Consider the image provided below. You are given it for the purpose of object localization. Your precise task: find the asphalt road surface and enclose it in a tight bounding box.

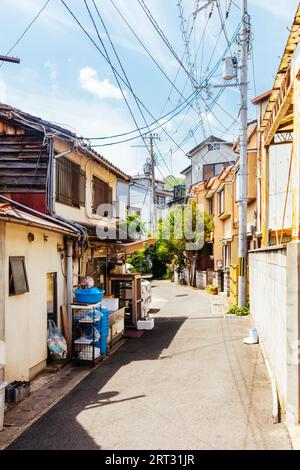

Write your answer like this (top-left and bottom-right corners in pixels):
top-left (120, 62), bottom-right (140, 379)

top-left (8, 281), bottom-right (291, 450)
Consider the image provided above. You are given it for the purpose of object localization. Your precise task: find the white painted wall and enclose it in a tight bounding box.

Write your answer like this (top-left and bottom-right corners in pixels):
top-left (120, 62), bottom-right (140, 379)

top-left (191, 143), bottom-right (236, 185)
top-left (249, 247), bottom-right (287, 407)
top-left (183, 170), bottom-right (192, 190)
top-left (3, 223), bottom-right (66, 383)
top-left (268, 143), bottom-right (292, 230)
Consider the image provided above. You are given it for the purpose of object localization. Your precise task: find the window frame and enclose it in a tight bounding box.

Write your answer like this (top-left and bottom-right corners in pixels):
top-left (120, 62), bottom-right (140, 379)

top-left (92, 176), bottom-right (113, 214)
top-left (56, 156), bottom-right (81, 208)
top-left (208, 196), bottom-right (214, 216)
top-left (218, 189), bottom-right (225, 215)
top-left (9, 256), bottom-right (29, 296)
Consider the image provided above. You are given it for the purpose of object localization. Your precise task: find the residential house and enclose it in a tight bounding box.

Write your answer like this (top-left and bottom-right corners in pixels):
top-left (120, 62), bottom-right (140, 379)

top-left (190, 121), bottom-right (258, 300)
top-left (129, 175), bottom-right (173, 233)
top-left (0, 103), bottom-right (152, 383)
top-left (0, 199), bottom-right (79, 383)
top-left (249, 5), bottom-right (300, 424)
top-left (183, 135), bottom-right (237, 193)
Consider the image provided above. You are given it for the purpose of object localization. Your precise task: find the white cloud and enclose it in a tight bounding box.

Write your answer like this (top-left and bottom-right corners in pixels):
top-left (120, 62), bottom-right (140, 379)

top-left (44, 61), bottom-right (57, 80)
top-left (79, 67), bottom-right (124, 100)
top-left (0, 79), bottom-right (7, 102)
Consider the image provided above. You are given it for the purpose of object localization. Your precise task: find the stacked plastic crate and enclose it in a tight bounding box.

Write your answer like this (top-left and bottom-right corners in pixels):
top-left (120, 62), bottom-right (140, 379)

top-left (100, 308), bottom-right (110, 355)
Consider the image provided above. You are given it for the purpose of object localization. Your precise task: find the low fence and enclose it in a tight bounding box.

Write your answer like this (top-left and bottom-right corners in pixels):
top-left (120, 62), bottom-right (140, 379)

top-left (249, 242), bottom-right (300, 423)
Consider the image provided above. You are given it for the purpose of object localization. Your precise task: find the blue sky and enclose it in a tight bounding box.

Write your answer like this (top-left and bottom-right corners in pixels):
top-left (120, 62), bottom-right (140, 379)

top-left (0, 0), bottom-right (299, 177)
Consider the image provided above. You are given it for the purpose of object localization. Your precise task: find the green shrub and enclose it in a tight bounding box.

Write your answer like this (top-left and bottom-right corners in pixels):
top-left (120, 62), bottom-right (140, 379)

top-left (205, 284), bottom-right (218, 293)
top-left (228, 302), bottom-right (250, 316)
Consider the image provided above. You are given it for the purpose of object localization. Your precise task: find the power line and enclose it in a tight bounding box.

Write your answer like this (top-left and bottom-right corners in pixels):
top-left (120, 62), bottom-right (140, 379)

top-left (137, 0), bottom-right (200, 89)
top-left (60, 0), bottom-right (203, 140)
top-left (0, 0), bottom-right (50, 69)
top-left (88, 1), bottom-right (177, 183)
top-left (110, 0), bottom-right (202, 124)
top-left (61, 0), bottom-right (242, 154)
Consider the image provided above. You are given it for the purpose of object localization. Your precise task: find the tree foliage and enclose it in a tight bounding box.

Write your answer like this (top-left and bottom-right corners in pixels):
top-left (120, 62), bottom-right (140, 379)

top-left (127, 203), bottom-right (214, 280)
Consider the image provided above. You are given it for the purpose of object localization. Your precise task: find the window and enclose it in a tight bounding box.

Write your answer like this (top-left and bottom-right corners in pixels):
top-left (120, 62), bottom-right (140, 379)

top-left (208, 143), bottom-right (221, 151)
top-left (203, 164), bottom-right (215, 181)
top-left (223, 243), bottom-right (231, 268)
top-left (208, 197), bottom-right (214, 216)
top-left (93, 176), bottom-right (113, 213)
top-left (218, 189), bottom-right (225, 215)
top-left (79, 170), bottom-right (86, 206)
top-left (203, 161), bottom-right (234, 181)
top-left (47, 273), bottom-right (57, 323)
top-left (9, 257), bottom-right (29, 296)
top-left (156, 195), bottom-right (165, 205)
top-left (56, 157), bottom-right (82, 207)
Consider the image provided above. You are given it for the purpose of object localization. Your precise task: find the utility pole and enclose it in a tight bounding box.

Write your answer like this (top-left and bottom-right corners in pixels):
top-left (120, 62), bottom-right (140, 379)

top-left (149, 133), bottom-right (157, 229)
top-left (238, 0), bottom-right (250, 307)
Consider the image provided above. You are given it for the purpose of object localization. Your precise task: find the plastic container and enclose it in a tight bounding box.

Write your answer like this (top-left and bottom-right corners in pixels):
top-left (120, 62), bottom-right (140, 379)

top-left (0, 381), bottom-right (7, 431)
top-left (137, 319), bottom-right (155, 330)
top-left (5, 381), bottom-right (30, 403)
top-left (101, 297), bottom-right (119, 312)
top-left (74, 288), bottom-right (105, 304)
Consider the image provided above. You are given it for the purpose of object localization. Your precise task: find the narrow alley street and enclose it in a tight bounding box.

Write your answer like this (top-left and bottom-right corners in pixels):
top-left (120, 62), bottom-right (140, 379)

top-left (8, 281), bottom-right (291, 451)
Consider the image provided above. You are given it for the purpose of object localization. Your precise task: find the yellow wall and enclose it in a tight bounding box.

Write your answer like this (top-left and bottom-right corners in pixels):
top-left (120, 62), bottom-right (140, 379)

top-left (54, 138), bottom-right (118, 225)
top-left (4, 223), bottom-right (66, 382)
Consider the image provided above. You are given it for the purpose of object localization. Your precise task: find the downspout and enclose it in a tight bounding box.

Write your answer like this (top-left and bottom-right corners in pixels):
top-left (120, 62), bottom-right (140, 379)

top-left (66, 238), bottom-right (74, 338)
top-left (46, 139), bottom-right (88, 239)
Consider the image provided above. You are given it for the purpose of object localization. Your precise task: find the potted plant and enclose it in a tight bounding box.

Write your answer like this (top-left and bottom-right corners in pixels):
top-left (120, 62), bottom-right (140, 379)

top-left (205, 284), bottom-right (218, 295)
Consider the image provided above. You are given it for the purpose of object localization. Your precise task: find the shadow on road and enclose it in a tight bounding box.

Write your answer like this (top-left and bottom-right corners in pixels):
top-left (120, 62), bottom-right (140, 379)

top-left (8, 316), bottom-right (187, 450)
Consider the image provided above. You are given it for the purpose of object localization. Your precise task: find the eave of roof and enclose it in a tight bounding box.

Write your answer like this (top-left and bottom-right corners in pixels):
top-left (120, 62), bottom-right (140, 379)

top-left (0, 203), bottom-right (78, 236)
top-left (251, 90), bottom-right (272, 104)
top-left (261, 5), bottom-right (300, 131)
top-left (180, 164), bottom-right (192, 175)
top-left (186, 135), bottom-right (232, 158)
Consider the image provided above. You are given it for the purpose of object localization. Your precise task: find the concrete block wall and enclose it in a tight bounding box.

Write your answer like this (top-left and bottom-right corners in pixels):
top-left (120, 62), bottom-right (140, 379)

top-left (196, 270), bottom-right (207, 289)
top-left (249, 243), bottom-right (300, 424)
top-left (223, 269), bottom-right (230, 297)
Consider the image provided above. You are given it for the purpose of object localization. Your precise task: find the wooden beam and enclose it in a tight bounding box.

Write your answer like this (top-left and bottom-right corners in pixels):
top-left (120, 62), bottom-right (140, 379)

top-left (265, 91), bottom-right (293, 146)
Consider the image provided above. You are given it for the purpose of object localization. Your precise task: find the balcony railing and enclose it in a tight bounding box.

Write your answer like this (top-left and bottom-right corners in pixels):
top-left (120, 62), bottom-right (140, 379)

top-left (264, 65), bottom-right (292, 145)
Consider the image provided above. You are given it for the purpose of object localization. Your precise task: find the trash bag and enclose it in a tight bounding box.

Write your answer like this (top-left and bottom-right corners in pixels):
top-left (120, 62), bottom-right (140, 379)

top-left (47, 320), bottom-right (67, 360)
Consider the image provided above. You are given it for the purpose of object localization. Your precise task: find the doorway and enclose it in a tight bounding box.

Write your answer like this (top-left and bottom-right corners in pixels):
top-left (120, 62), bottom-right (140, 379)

top-left (47, 272), bottom-right (57, 324)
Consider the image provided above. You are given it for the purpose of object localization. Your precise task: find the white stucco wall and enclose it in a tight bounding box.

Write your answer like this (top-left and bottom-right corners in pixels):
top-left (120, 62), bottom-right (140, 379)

top-left (249, 247), bottom-right (287, 407)
top-left (191, 143), bottom-right (236, 185)
top-left (129, 183), bottom-right (152, 233)
top-left (53, 139), bottom-right (118, 224)
top-left (4, 223), bottom-right (66, 382)
top-left (184, 170), bottom-right (192, 190)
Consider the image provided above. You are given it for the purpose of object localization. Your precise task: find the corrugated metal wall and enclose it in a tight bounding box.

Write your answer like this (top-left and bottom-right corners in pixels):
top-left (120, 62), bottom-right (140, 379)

top-left (268, 142), bottom-right (292, 230)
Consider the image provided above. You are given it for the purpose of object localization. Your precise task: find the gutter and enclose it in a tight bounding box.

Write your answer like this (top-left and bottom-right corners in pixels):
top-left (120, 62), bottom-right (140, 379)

top-left (259, 338), bottom-right (279, 424)
top-left (0, 214), bottom-right (77, 236)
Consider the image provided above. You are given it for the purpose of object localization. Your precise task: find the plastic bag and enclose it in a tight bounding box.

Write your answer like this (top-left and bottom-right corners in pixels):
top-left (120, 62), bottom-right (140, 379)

top-left (47, 320), bottom-right (67, 359)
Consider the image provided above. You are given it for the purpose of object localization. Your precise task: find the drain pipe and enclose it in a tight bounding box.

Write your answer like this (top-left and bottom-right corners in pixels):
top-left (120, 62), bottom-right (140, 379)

top-left (66, 238), bottom-right (74, 340)
top-left (259, 339), bottom-right (279, 423)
